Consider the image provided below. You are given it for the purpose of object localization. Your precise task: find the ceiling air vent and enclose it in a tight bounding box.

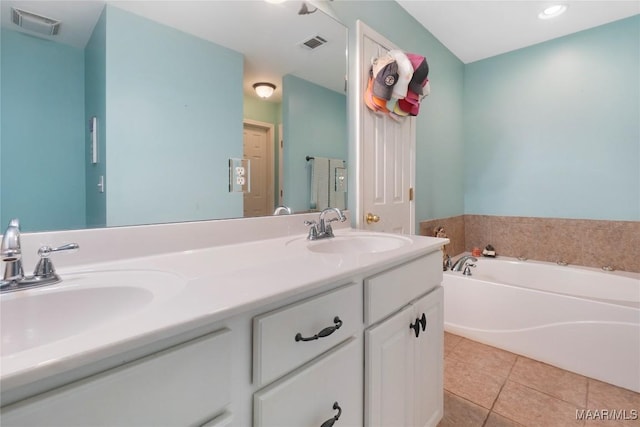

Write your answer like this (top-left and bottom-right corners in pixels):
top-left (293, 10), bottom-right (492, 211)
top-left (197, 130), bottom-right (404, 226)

top-left (301, 35), bottom-right (328, 50)
top-left (11, 7), bottom-right (61, 36)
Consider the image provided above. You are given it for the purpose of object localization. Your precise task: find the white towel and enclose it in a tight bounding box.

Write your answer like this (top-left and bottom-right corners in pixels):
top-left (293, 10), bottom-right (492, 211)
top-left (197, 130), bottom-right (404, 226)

top-left (310, 157), bottom-right (330, 210)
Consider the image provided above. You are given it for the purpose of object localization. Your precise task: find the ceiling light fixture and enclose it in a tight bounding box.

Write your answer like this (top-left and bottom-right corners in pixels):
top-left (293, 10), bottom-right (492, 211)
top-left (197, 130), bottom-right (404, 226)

top-left (264, 0), bottom-right (287, 4)
top-left (253, 82), bottom-right (276, 99)
top-left (538, 4), bottom-right (568, 19)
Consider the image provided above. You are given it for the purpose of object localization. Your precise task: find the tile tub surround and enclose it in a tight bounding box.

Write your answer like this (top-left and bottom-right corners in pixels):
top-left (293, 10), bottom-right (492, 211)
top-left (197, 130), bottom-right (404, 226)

top-left (440, 332), bottom-right (640, 427)
top-left (420, 215), bottom-right (640, 273)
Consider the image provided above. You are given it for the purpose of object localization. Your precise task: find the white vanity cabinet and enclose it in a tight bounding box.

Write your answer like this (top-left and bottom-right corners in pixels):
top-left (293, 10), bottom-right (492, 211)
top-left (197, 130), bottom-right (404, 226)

top-left (254, 338), bottom-right (363, 427)
top-left (1, 329), bottom-right (233, 427)
top-left (253, 282), bottom-right (362, 387)
top-left (252, 282), bottom-right (363, 427)
top-left (364, 253), bottom-right (444, 427)
top-left (0, 228), bottom-right (447, 427)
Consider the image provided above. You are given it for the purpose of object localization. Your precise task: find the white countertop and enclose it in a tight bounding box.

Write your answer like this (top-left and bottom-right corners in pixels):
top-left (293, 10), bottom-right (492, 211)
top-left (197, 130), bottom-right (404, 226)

top-left (1, 226), bottom-right (447, 404)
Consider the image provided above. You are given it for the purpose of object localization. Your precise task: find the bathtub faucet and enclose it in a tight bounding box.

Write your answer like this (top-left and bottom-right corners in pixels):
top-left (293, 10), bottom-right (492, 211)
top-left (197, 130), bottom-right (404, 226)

top-left (451, 255), bottom-right (478, 272)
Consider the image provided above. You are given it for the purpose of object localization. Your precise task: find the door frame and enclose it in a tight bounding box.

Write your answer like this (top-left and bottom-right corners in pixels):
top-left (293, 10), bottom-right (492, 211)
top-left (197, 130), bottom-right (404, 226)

top-left (354, 20), bottom-right (416, 233)
top-left (243, 119), bottom-right (276, 215)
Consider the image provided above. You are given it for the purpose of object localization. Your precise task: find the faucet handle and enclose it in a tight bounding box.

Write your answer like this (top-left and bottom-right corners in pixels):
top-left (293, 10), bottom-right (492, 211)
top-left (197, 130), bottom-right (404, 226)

top-left (33, 243), bottom-right (79, 279)
top-left (37, 243), bottom-right (79, 258)
top-left (304, 220), bottom-right (319, 240)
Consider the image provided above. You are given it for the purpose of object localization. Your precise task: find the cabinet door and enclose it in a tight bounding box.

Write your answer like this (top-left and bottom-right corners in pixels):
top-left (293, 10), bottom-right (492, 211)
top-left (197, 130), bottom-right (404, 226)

top-left (365, 304), bottom-right (414, 427)
top-left (412, 287), bottom-right (444, 427)
top-left (254, 337), bottom-right (362, 427)
top-left (2, 329), bottom-right (232, 427)
top-left (365, 287), bottom-right (444, 427)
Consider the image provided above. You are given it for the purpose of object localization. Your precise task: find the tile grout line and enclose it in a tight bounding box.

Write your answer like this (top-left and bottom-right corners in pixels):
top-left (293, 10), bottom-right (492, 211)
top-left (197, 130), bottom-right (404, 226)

top-left (480, 354), bottom-right (521, 426)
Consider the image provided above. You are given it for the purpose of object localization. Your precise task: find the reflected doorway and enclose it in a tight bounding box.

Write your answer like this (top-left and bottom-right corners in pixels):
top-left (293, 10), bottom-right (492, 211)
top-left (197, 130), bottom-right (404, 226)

top-left (243, 120), bottom-right (275, 217)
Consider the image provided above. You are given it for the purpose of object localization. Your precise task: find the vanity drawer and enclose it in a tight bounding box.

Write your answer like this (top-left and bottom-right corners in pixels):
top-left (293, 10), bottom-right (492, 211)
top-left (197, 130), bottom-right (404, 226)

top-left (365, 252), bottom-right (442, 325)
top-left (254, 337), bottom-right (362, 427)
top-left (253, 282), bottom-right (362, 386)
top-left (2, 329), bottom-right (232, 427)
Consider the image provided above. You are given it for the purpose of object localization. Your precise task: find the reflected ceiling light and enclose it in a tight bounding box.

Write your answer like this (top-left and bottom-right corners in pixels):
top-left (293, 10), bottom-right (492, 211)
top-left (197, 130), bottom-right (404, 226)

top-left (538, 4), bottom-right (568, 19)
top-left (253, 82), bottom-right (276, 99)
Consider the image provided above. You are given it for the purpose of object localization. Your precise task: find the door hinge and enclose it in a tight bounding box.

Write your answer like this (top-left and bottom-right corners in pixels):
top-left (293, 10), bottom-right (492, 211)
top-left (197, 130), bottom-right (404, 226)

top-left (409, 187), bottom-right (414, 201)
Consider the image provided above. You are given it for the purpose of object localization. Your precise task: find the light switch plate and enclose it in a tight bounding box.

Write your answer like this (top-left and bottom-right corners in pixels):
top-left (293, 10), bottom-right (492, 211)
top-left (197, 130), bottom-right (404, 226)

top-left (229, 158), bottom-right (250, 193)
top-left (335, 167), bottom-right (347, 193)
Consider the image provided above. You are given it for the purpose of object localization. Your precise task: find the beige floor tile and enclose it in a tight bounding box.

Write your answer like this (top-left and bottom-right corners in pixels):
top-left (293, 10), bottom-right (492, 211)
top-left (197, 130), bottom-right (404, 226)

top-left (485, 412), bottom-right (526, 427)
top-left (444, 332), bottom-right (463, 356)
top-left (444, 358), bottom-right (505, 409)
top-left (493, 381), bottom-right (584, 427)
top-left (585, 379), bottom-right (640, 426)
top-left (437, 391), bottom-right (489, 427)
top-left (448, 337), bottom-right (517, 378)
top-left (509, 356), bottom-right (588, 407)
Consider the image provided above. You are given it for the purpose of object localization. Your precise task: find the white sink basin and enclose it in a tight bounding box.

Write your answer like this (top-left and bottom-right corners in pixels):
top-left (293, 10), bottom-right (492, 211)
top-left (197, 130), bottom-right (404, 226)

top-left (306, 233), bottom-right (412, 254)
top-left (1, 270), bottom-right (185, 356)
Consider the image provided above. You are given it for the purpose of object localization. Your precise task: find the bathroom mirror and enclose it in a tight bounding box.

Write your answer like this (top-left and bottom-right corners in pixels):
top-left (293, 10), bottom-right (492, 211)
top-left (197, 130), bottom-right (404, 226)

top-left (0, 0), bottom-right (348, 232)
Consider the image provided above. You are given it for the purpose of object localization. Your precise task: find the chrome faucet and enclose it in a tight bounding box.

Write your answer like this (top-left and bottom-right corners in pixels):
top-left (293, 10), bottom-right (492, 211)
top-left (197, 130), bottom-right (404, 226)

top-left (451, 255), bottom-right (478, 272)
top-left (305, 207), bottom-right (347, 240)
top-left (1, 219), bottom-right (79, 293)
top-left (273, 206), bottom-right (292, 215)
top-left (1, 219), bottom-right (24, 283)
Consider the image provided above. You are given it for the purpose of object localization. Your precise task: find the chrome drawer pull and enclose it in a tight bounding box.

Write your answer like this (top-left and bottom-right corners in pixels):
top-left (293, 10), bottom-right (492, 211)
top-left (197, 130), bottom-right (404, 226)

top-left (320, 402), bottom-right (342, 427)
top-left (295, 317), bottom-right (343, 342)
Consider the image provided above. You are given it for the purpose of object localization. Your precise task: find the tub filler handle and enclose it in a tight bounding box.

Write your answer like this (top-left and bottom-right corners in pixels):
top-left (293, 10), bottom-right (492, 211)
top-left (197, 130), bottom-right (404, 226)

top-left (463, 262), bottom-right (476, 276)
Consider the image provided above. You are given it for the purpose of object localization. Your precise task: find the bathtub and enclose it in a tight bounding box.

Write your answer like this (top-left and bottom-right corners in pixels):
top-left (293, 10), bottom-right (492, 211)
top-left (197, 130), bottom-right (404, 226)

top-left (443, 255), bottom-right (640, 392)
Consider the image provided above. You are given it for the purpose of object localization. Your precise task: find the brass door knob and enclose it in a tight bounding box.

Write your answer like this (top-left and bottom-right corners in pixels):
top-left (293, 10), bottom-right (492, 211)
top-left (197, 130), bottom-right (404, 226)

top-left (366, 213), bottom-right (380, 224)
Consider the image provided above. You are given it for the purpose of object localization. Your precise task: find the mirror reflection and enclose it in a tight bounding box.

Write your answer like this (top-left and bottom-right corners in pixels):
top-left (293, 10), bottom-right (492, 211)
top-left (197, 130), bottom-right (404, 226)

top-left (0, 0), bottom-right (348, 232)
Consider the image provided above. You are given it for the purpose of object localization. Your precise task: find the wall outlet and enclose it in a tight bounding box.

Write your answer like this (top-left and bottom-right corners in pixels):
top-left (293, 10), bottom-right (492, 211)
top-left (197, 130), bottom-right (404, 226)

top-left (229, 158), bottom-right (250, 193)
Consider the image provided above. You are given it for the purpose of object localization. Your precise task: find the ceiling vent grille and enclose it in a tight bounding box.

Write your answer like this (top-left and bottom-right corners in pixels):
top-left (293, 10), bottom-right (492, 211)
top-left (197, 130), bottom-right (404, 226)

top-left (301, 35), bottom-right (328, 50)
top-left (11, 7), bottom-right (61, 36)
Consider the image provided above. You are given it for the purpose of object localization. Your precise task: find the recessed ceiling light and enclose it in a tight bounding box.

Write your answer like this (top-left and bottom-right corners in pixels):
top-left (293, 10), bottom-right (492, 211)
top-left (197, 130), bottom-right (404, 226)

top-left (538, 4), bottom-right (568, 19)
top-left (265, 0), bottom-right (287, 4)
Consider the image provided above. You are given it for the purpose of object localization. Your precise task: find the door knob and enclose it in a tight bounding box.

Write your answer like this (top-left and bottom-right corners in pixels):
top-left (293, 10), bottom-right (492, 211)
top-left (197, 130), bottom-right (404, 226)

top-left (366, 213), bottom-right (380, 224)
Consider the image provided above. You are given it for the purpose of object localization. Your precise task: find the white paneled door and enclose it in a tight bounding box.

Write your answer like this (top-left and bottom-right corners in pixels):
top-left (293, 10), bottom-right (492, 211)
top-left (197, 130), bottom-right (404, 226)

top-left (243, 120), bottom-right (274, 217)
top-left (358, 21), bottom-right (415, 234)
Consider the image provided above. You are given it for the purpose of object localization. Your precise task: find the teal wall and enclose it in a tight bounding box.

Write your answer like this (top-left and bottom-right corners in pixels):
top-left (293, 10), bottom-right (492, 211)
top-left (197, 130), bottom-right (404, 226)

top-left (84, 9), bottom-right (107, 228)
top-left (1, 29), bottom-right (87, 232)
top-left (333, 1), bottom-right (466, 228)
top-left (464, 16), bottom-right (640, 221)
top-left (282, 74), bottom-right (347, 212)
top-left (104, 6), bottom-right (244, 226)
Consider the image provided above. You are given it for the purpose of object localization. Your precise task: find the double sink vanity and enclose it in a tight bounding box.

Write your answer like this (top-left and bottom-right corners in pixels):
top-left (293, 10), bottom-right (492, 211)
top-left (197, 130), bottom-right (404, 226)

top-left (0, 212), bottom-right (448, 426)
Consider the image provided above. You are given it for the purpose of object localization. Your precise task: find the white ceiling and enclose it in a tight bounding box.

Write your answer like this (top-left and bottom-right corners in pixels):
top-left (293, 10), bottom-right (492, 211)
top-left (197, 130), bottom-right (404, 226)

top-left (3, 1), bottom-right (637, 95)
top-left (396, 0), bottom-right (640, 64)
top-left (1, 1), bottom-right (347, 101)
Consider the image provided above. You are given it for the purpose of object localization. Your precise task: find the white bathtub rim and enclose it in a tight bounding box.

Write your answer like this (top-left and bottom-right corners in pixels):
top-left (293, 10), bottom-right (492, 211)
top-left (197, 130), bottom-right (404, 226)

top-left (448, 253), bottom-right (640, 307)
top-left (451, 252), bottom-right (640, 280)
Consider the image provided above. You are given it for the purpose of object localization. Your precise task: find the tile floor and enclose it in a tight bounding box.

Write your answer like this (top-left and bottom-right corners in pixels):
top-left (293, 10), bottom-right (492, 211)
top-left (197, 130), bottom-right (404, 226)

top-left (439, 332), bottom-right (640, 427)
